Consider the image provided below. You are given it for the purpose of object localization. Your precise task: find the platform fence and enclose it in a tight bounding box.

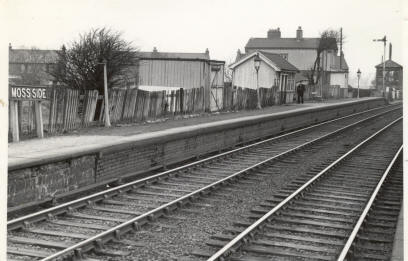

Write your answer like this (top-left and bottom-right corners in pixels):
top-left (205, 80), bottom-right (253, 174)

top-left (8, 85), bottom-right (208, 141)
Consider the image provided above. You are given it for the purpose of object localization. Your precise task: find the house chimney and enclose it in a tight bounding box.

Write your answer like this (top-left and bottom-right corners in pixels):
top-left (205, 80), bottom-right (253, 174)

top-left (267, 28), bottom-right (281, 38)
top-left (389, 43), bottom-right (392, 60)
top-left (235, 49), bottom-right (242, 62)
top-left (153, 47), bottom-right (158, 52)
top-left (296, 26), bottom-right (303, 40)
top-left (9, 43), bottom-right (12, 50)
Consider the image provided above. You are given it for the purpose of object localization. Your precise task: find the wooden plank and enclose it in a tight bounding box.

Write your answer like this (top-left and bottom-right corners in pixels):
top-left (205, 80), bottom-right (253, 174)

top-left (27, 228), bottom-right (90, 240)
top-left (241, 245), bottom-right (333, 261)
top-left (68, 212), bottom-right (128, 223)
top-left (7, 246), bottom-right (51, 258)
top-left (50, 219), bottom-right (110, 230)
top-left (34, 101), bottom-right (44, 138)
top-left (62, 88), bottom-right (68, 130)
top-left (81, 90), bottom-right (89, 126)
top-left (143, 91), bottom-right (150, 120)
top-left (90, 205), bottom-right (143, 215)
top-left (8, 235), bottom-right (71, 249)
top-left (48, 88), bottom-right (56, 133)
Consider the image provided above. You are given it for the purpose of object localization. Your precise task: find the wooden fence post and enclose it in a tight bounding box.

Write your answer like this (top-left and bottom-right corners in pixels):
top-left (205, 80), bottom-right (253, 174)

top-left (10, 100), bottom-right (19, 142)
top-left (180, 88), bottom-right (184, 114)
top-left (34, 101), bottom-right (44, 138)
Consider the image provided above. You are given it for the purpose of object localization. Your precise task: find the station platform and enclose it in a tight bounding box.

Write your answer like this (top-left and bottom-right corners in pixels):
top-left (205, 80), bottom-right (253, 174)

top-left (8, 98), bottom-right (374, 168)
top-left (8, 97), bottom-right (389, 208)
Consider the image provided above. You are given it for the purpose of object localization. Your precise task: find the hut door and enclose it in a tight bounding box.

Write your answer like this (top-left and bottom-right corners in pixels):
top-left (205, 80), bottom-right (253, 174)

top-left (210, 66), bottom-right (221, 111)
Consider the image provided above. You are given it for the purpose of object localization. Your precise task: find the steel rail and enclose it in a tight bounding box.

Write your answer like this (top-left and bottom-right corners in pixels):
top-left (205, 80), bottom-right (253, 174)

top-left (337, 145), bottom-right (403, 261)
top-left (207, 117), bottom-right (402, 261)
top-left (38, 113), bottom-right (402, 260)
top-left (8, 105), bottom-right (400, 230)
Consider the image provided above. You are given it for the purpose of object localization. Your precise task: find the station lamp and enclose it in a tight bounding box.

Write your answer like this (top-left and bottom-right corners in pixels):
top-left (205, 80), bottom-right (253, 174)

top-left (357, 68), bottom-right (361, 99)
top-left (254, 54), bottom-right (262, 109)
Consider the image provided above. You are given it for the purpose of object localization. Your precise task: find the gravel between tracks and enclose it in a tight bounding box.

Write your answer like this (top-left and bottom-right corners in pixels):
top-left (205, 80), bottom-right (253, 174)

top-left (80, 111), bottom-right (402, 261)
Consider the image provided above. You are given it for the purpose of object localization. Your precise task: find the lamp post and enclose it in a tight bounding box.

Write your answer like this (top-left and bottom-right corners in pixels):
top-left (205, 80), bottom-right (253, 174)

top-left (373, 36), bottom-right (386, 96)
top-left (357, 68), bottom-right (361, 98)
top-left (254, 54), bottom-right (261, 109)
top-left (97, 59), bottom-right (111, 127)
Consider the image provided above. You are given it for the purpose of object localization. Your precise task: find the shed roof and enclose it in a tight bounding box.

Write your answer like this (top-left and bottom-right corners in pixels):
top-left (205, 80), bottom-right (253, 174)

top-left (375, 59), bottom-right (402, 69)
top-left (259, 51), bottom-right (298, 71)
top-left (9, 49), bottom-right (58, 63)
top-left (137, 51), bottom-right (210, 60)
top-left (230, 51), bottom-right (298, 72)
top-left (9, 48), bottom-right (219, 64)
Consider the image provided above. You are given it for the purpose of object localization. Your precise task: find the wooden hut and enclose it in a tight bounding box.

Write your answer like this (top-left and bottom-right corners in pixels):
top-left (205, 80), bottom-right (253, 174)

top-left (131, 48), bottom-right (225, 111)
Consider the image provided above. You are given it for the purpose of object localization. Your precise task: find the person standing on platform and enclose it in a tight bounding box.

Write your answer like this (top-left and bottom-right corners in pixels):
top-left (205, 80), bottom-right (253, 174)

top-left (296, 83), bottom-right (305, 104)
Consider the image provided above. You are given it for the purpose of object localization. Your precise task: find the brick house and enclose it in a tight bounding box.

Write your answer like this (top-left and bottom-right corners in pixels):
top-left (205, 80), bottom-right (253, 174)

top-left (9, 45), bottom-right (57, 85)
top-left (241, 27), bottom-right (349, 97)
top-left (375, 45), bottom-right (403, 99)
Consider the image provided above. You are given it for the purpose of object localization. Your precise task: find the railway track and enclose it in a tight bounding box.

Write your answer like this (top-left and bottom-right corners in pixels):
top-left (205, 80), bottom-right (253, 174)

top-left (7, 105), bottom-right (402, 261)
top-left (205, 118), bottom-right (402, 261)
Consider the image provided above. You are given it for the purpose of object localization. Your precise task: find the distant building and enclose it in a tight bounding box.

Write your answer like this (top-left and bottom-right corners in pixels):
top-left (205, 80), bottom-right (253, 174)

top-left (375, 44), bottom-right (403, 97)
top-left (9, 45), bottom-right (57, 85)
top-left (230, 50), bottom-right (299, 104)
top-left (8, 45), bottom-right (224, 111)
top-left (242, 26), bottom-right (349, 96)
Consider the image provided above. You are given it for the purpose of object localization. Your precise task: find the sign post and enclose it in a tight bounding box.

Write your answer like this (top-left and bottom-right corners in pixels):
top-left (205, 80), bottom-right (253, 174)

top-left (9, 85), bottom-right (50, 141)
top-left (10, 100), bottom-right (19, 142)
top-left (34, 101), bottom-right (44, 138)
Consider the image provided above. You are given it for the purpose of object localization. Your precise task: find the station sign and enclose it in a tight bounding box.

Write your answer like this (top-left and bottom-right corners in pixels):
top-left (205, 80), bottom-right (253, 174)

top-left (9, 85), bottom-right (50, 100)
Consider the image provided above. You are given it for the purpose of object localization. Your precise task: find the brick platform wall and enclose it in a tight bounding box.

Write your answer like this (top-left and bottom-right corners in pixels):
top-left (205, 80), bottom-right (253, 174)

top-left (8, 155), bottom-right (96, 207)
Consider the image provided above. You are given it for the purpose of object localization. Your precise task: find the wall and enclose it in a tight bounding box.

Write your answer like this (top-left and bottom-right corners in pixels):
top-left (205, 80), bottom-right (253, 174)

top-left (138, 59), bottom-right (207, 89)
top-left (232, 58), bottom-right (276, 90)
top-left (8, 98), bottom-right (386, 208)
top-left (137, 59), bottom-right (213, 111)
top-left (330, 72), bottom-right (348, 89)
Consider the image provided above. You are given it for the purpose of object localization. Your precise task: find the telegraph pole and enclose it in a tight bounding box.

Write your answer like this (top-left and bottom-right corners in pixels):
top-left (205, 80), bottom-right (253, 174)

top-left (339, 28), bottom-right (342, 70)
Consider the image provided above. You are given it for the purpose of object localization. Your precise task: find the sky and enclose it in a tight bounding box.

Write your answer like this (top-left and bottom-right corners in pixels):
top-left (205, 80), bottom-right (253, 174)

top-left (4, 0), bottom-right (405, 88)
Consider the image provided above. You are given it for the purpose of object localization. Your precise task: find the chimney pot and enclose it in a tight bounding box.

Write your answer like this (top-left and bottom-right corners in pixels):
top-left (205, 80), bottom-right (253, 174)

top-left (389, 43), bottom-right (392, 60)
top-left (296, 26), bottom-right (303, 40)
top-left (153, 47), bottom-right (158, 52)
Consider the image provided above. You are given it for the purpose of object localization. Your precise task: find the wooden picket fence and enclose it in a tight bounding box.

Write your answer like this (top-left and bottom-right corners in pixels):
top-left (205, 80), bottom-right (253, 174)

top-left (9, 85), bottom-right (208, 141)
top-left (223, 86), bottom-right (278, 111)
top-left (100, 87), bottom-right (206, 124)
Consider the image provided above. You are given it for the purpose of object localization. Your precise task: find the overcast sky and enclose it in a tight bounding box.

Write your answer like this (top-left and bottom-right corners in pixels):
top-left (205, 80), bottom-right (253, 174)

top-left (5, 0), bottom-right (404, 88)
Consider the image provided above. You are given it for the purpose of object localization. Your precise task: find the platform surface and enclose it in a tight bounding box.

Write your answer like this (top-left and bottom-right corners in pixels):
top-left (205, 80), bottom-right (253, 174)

top-left (8, 98), bottom-right (381, 168)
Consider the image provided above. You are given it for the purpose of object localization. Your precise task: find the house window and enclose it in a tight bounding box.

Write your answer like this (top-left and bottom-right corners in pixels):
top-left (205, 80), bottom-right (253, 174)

top-left (388, 71), bottom-right (394, 82)
top-left (21, 64), bottom-right (26, 73)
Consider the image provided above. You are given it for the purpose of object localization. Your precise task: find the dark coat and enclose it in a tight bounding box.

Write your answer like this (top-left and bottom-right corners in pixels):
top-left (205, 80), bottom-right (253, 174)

top-left (296, 84), bottom-right (305, 94)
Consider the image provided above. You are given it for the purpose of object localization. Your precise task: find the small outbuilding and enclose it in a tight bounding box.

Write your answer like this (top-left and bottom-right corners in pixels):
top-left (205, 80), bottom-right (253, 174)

top-left (229, 50), bottom-right (299, 104)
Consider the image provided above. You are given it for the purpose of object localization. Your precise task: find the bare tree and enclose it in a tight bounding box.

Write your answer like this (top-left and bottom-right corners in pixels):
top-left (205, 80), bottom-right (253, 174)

top-left (50, 28), bottom-right (138, 93)
top-left (304, 29), bottom-right (340, 85)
